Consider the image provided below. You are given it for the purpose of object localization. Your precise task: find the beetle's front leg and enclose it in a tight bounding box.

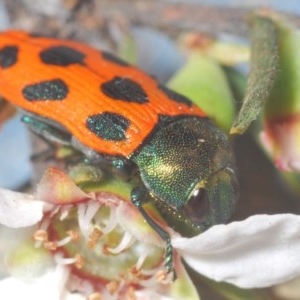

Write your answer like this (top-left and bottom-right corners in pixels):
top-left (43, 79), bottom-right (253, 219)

top-left (131, 186), bottom-right (176, 280)
top-left (22, 115), bottom-right (72, 146)
top-left (21, 114), bottom-right (75, 162)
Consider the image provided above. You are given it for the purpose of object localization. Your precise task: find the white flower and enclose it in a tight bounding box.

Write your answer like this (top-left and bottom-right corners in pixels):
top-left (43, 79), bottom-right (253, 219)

top-left (0, 168), bottom-right (300, 299)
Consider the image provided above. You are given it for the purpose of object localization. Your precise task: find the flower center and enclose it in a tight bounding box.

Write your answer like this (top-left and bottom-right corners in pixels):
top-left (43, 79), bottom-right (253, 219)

top-left (34, 195), bottom-right (166, 295)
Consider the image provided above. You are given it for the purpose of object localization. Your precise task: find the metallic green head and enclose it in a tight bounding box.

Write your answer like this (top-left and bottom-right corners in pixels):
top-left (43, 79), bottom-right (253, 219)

top-left (132, 115), bottom-right (238, 237)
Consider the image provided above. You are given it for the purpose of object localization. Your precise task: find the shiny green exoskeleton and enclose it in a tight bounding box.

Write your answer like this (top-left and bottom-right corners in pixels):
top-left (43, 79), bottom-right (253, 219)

top-left (131, 115), bottom-right (237, 238)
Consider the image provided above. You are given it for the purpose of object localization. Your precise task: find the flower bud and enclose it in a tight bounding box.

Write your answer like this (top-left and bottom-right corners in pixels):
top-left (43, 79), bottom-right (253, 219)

top-left (261, 14), bottom-right (300, 172)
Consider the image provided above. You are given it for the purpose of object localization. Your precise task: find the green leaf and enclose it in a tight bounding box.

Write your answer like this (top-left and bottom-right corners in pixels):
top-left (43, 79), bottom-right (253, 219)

top-left (167, 53), bottom-right (235, 132)
top-left (223, 66), bottom-right (247, 108)
top-left (264, 15), bottom-right (300, 119)
top-left (171, 262), bottom-right (200, 300)
top-left (117, 33), bottom-right (138, 65)
top-left (204, 40), bottom-right (250, 66)
top-left (231, 13), bottom-right (279, 134)
top-left (214, 282), bottom-right (269, 300)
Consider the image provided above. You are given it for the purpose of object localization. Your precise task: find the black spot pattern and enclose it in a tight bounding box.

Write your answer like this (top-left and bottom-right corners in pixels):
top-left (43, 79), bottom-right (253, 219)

top-left (101, 76), bottom-right (148, 104)
top-left (0, 46), bottom-right (18, 68)
top-left (40, 46), bottom-right (86, 66)
top-left (86, 112), bottom-right (130, 141)
top-left (22, 79), bottom-right (69, 101)
top-left (102, 51), bottom-right (129, 66)
top-left (158, 84), bottom-right (192, 107)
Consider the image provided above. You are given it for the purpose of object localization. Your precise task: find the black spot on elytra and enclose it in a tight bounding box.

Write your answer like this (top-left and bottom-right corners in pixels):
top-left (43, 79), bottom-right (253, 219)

top-left (40, 46), bottom-right (85, 66)
top-left (101, 76), bottom-right (148, 104)
top-left (101, 51), bottom-right (129, 66)
top-left (86, 112), bottom-right (130, 141)
top-left (158, 84), bottom-right (192, 107)
top-left (0, 46), bottom-right (18, 68)
top-left (22, 79), bottom-right (69, 101)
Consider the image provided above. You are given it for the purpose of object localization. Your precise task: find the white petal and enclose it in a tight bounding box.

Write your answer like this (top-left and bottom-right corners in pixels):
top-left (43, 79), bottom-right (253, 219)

top-left (5, 241), bottom-right (54, 281)
top-left (172, 214), bottom-right (300, 288)
top-left (0, 226), bottom-right (34, 278)
top-left (64, 292), bottom-right (85, 300)
top-left (0, 265), bottom-right (70, 300)
top-left (134, 290), bottom-right (174, 300)
top-left (0, 188), bottom-right (45, 227)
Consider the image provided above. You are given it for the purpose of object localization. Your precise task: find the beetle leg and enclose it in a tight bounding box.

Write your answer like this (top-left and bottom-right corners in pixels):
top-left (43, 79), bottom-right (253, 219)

top-left (111, 157), bottom-right (137, 181)
top-left (21, 115), bottom-right (72, 145)
top-left (131, 186), bottom-right (176, 280)
top-left (21, 114), bottom-right (73, 161)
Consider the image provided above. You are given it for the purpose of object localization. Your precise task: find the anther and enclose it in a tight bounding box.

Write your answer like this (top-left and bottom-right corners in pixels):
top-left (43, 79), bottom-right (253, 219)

top-left (43, 241), bottom-right (58, 250)
top-left (126, 286), bottom-right (136, 300)
top-left (33, 229), bottom-right (48, 242)
top-left (67, 230), bottom-right (79, 241)
top-left (87, 227), bottom-right (103, 249)
top-left (54, 253), bottom-right (85, 269)
top-left (88, 292), bottom-right (102, 300)
top-left (156, 269), bottom-right (172, 284)
top-left (34, 217), bottom-right (51, 247)
top-left (102, 244), bottom-right (110, 255)
top-left (129, 266), bottom-right (141, 277)
top-left (106, 281), bottom-right (120, 295)
top-left (75, 253), bottom-right (85, 269)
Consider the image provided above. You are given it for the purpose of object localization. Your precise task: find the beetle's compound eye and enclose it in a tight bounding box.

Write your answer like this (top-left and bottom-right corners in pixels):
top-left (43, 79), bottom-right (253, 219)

top-left (184, 188), bottom-right (210, 224)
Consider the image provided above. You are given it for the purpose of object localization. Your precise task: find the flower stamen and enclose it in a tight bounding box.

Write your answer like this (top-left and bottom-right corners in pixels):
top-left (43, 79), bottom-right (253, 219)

top-left (55, 255), bottom-right (77, 265)
top-left (59, 205), bottom-right (72, 220)
top-left (129, 266), bottom-right (142, 279)
top-left (74, 253), bottom-right (85, 269)
top-left (43, 230), bottom-right (79, 251)
top-left (101, 208), bottom-right (118, 235)
top-left (107, 231), bottom-right (134, 254)
top-left (78, 201), bottom-right (101, 238)
top-left (66, 230), bottom-right (80, 241)
top-left (135, 248), bottom-right (150, 270)
top-left (34, 217), bottom-right (51, 247)
top-left (55, 253), bottom-right (85, 269)
top-left (57, 235), bottom-right (72, 247)
top-left (138, 275), bottom-right (159, 288)
top-left (33, 229), bottom-right (48, 242)
top-left (106, 280), bottom-right (120, 295)
top-left (87, 227), bottom-right (103, 249)
top-left (88, 292), bottom-right (102, 300)
top-left (137, 264), bottom-right (169, 287)
top-left (126, 286), bottom-right (136, 300)
top-left (156, 269), bottom-right (172, 284)
top-left (44, 240), bottom-right (58, 250)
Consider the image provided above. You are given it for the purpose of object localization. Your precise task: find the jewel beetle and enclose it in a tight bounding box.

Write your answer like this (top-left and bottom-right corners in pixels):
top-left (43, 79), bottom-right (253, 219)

top-left (0, 30), bottom-right (237, 277)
